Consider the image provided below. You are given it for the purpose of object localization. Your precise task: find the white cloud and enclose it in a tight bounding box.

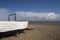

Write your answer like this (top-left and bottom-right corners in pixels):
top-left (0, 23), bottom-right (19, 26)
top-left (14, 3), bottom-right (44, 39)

top-left (16, 12), bottom-right (60, 21)
top-left (0, 9), bottom-right (60, 21)
top-left (0, 9), bottom-right (9, 21)
top-left (0, 9), bottom-right (9, 14)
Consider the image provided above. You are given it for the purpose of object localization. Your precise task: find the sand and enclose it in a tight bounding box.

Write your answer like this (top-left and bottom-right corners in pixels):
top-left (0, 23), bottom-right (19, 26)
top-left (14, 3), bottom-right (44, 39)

top-left (0, 21), bottom-right (60, 40)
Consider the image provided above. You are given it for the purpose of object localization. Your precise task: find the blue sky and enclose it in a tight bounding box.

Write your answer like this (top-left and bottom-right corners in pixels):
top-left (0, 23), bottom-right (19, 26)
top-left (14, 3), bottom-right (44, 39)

top-left (0, 0), bottom-right (60, 21)
top-left (0, 0), bottom-right (60, 13)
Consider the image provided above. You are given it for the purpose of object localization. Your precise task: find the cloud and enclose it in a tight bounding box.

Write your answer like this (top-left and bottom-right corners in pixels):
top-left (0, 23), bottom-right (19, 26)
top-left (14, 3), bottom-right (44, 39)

top-left (16, 12), bottom-right (60, 21)
top-left (0, 9), bottom-right (9, 14)
top-left (0, 9), bottom-right (9, 21)
top-left (0, 9), bottom-right (60, 21)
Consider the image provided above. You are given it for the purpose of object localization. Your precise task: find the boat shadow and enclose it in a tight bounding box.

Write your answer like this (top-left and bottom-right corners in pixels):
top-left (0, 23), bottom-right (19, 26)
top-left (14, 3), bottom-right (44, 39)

top-left (0, 28), bottom-right (34, 39)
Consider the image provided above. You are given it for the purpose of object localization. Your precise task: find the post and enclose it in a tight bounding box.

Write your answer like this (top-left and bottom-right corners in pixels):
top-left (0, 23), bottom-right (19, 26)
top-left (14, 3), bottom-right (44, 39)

top-left (15, 13), bottom-right (16, 21)
top-left (8, 12), bottom-right (16, 21)
top-left (8, 15), bottom-right (10, 21)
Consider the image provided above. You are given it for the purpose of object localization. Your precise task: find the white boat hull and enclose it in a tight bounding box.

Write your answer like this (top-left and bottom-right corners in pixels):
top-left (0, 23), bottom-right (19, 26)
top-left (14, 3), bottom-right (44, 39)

top-left (0, 21), bottom-right (28, 32)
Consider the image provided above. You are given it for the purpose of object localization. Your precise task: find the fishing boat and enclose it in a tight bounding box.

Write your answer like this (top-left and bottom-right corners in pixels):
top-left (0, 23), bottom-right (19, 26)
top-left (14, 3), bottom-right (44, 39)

top-left (0, 13), bottom-right (28, 36)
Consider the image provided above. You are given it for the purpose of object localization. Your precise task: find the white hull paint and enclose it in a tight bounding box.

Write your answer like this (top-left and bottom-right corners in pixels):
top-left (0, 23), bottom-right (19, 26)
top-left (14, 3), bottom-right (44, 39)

top-left (0, 21), bottom-right (28, 32)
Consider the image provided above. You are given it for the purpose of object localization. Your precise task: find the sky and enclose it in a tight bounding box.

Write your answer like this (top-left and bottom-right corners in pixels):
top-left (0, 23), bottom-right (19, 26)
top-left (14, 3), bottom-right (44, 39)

top-left (0, 0), bottom-right (60, 21)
